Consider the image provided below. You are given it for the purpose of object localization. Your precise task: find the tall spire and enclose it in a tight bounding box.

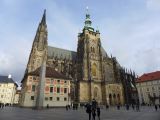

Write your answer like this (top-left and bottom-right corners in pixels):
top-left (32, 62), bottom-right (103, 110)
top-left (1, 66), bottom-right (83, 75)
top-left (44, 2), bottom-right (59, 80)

top-left (41, 9), bottom-right (46, 24)
top-left (84, 7), bottom-right (94, 31)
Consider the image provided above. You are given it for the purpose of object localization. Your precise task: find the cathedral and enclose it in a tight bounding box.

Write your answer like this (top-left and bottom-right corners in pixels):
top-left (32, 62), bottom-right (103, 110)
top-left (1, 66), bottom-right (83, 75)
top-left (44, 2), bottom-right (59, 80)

top-left (20, 9), bottom-right (138, 107)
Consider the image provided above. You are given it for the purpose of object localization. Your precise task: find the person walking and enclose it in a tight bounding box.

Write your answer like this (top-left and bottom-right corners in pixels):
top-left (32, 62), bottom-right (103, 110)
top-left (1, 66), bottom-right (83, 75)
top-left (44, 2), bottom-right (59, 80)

top-left (97, 106), bottom-right (101, 120)
top-left (106, 104), bottom-right (109, 110)
top-left (126, 104), bottom-right (129, 110)
top-left (136, 104), bottom-right (140, 112)
top-left (132, 104), bottom-right (135, 110)
top-left (66, 105), bottom-right (68, 111)
top-left (155, 105), bottom-right (158, 111)
top-left (117, 103), bottom-right (120, 110)
top-left (86, 104), bottom-right (92, 120)
top-left (92, 108), bottom-right (96, 120)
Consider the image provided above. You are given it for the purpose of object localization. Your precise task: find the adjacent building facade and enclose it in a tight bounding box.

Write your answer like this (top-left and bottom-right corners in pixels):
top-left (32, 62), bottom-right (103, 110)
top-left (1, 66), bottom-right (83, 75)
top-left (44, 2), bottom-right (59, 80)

top-left (0, 75), bottom-right (18, 105)
top-left (136, 71), bottom-right (160, 105)
top-left (20, 66), bottom-right (71, 107)
top-left (20, 10), bottom-right (138, 107)
top-left (13, 90), bottom-right (21, 105)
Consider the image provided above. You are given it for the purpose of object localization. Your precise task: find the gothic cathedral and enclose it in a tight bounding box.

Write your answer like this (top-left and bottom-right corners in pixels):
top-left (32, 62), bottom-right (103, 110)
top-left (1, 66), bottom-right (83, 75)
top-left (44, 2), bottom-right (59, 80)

top-left (21, 10), bottom-right (138, 107)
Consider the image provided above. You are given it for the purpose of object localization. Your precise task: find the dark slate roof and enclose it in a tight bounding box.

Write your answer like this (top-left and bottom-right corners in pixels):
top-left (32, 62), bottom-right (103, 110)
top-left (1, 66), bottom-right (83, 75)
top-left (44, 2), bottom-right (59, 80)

top-left (28, 67), bottom-right (71, 80)
top-left (48, 46), bottom-right (77, 60)
top-left (48, 45), bottom-right (108, 60)
top-left (0, 76), bottom-right (18, 86)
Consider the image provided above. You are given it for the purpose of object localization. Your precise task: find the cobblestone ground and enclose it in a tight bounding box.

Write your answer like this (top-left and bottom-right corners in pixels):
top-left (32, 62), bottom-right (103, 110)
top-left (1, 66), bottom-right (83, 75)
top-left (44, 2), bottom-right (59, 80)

top-left (0, 106), bottom-right (159, 120)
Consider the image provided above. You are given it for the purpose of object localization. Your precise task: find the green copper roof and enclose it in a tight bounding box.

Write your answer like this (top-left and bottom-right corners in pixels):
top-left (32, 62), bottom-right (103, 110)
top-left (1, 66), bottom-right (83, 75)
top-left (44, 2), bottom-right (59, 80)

top-left (84, 7), bottom-right (94, 31)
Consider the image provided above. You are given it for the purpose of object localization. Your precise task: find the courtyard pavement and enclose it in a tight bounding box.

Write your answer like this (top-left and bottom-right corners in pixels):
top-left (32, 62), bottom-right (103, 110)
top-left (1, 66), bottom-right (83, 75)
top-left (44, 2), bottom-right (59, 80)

top-left (0, 106), bottom-right (159, 120)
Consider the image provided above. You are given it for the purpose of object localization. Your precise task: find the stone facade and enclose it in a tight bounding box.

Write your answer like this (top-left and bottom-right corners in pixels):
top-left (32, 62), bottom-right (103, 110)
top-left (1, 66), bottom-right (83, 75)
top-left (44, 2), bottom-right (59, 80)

top-left (20, 67), bottom-right (71, 107)
top-left (21, 10), bottom-right (138, 106)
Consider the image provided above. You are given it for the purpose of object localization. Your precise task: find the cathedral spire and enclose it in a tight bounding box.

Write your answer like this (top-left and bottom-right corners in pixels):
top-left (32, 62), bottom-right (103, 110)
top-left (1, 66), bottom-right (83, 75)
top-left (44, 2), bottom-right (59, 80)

top-left (41, 9), bottom-right (46, 24)
top-left (84, 7), bottom-right (94, 31)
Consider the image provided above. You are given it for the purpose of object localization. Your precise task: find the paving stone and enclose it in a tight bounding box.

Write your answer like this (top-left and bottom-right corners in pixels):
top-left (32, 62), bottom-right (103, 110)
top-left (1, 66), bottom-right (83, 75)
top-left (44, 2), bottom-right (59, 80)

top-left (0, 106), bottom-right (159, 120)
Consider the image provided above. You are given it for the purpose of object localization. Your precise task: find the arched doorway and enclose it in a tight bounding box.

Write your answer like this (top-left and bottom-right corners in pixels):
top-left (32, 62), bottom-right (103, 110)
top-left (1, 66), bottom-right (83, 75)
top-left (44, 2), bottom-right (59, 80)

top-left (109, 94), bottom-right (112, 105)
top-left (113, 94), bottom-right (116, 105)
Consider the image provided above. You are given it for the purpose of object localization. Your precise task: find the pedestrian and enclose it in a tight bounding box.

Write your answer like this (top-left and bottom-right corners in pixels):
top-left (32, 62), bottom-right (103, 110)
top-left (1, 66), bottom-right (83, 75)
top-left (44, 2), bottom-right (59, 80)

top-left (92, 108), bottom-right (96, 120)
top-left (47, 104), bottom-right (49, 109)
top-left (136, 104), bottom-right (140, 112)
top-left (126, 104), bottom-right (129, 110)
top-left (97, 106), bottom-right (101, 120)
top-left (158, 104), bottom-right (160, 109)
top-left (106, 104), bottom-right (109, 110)
top-left (117, 103), bottom-right (120, 110)
top-left (132, 104), bottom-right (135, 110)
top-left (155, 105), bottom-right (158, 111)
top-left (86, 104), bottom-right (92, 120)
top-left (66, 105), bottom-right (68, 111)
top-left (2, 103), bottom-right (4, 109)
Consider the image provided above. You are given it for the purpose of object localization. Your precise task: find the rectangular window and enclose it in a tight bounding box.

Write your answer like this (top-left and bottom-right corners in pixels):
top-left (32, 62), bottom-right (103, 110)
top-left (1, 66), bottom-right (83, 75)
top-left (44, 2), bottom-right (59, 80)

top-left (50, 97), bottom-right (53, 101)
top-left (32, 85), bottom-right (36, 92)
top-left (57, 80), bottom-right (60, 84)
top-left (64, 97), bottom-right (67, 101)
top-left (50, 87), bottom-right (53, 93)
top-left (31, 96), bottom-right (34, 100)
top-left (64, 88), bottom-right (67, 94)
top-left (64, 81), bottom-right (67, 84)
top-left (45, 97), bottom-right (48, 101)
top-left (57, 87), bottom-right (60, 93)
top-left (57, 97), bottom-right (60, 101)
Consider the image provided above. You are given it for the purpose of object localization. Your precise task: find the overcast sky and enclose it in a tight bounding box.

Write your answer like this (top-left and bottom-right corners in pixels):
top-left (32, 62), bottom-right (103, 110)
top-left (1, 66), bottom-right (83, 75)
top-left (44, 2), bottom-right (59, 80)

top-left (0, 0), bottom-right (160, 85)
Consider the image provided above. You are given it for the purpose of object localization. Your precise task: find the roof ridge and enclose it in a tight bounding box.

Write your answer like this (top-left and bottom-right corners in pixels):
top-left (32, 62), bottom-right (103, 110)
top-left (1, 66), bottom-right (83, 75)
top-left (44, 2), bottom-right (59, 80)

top-left (48, 45), bottom-right (76, 53)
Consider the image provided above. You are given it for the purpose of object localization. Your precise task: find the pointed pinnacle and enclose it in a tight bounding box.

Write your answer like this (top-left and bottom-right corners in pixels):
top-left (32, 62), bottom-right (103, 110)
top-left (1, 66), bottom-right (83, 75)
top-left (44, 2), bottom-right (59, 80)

top-left (41, 9), bottom-right (46, 24)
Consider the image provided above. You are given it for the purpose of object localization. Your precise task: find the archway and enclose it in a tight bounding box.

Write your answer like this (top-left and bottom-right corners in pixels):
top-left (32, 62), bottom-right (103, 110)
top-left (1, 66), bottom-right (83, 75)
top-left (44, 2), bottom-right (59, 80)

top-left (109, 94), bottom-right (112, 105)
top-left (113, 94), bottom-right (116, 105)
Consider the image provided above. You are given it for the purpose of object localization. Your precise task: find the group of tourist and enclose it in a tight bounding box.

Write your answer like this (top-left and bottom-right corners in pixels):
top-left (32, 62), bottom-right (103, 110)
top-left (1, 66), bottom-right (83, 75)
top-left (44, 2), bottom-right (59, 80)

top-left (65, 103), bottom-right (79, 110)
top-left (86, 104), bottom-right (101, 120)
top-left (0, 103), bottom-right (5, 109)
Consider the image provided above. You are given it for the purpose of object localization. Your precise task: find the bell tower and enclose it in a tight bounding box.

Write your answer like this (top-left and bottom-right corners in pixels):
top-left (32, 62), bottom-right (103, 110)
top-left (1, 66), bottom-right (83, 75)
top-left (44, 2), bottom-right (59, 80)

top-left (77, 8), bottom-right (103, 103)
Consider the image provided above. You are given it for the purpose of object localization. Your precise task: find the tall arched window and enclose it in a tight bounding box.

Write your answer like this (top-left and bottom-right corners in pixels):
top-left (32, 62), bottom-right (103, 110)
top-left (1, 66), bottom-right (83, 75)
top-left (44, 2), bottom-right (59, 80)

top-left (92, 63), bottom-right (97, 76)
